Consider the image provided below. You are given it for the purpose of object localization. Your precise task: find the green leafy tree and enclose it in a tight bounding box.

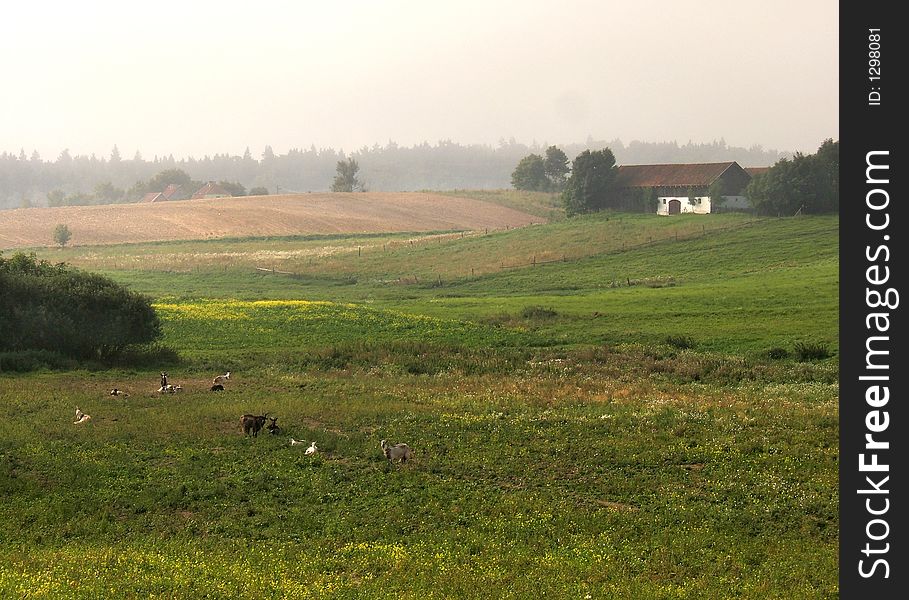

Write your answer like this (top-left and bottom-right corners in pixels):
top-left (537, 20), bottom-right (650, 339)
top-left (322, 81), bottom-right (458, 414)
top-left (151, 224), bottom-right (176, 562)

top-left (562, 148), bottom-right (618, 216)
top-left (218, 181), bottom-right (246, 197)
top-left (746, 139), bottom-right (838, 215)
top-left (543, 146), bottom-right (570, 190)
top-left (812, 138), bottom-right (838, 212)
top-left (248, 186), bottom-right (269, 196)
top-left (640, 187), bottom-right (659, 213)
top-left (94, 181), bottom-right (125, 204)
top-left (331, 158), bottom-right (363, 192)
top-left (707, 179), bottom-right (726, 208)
top-left (511, 154), bottom-right (548, 191)
top-left (53, 224), bottom-right (72, 247)
top-left (47, 190), bottom-right (66, 207)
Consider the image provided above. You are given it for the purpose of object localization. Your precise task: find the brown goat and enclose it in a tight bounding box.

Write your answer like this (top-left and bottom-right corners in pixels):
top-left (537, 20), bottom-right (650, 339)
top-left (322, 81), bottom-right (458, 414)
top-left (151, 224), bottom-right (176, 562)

top-left (240, 413), bottom-right (268, 437)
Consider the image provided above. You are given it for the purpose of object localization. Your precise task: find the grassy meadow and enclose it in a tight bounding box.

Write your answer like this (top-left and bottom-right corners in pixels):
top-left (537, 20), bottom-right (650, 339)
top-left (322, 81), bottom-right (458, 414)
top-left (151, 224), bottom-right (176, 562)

top-left (0, 206), bottom-right (838, 598)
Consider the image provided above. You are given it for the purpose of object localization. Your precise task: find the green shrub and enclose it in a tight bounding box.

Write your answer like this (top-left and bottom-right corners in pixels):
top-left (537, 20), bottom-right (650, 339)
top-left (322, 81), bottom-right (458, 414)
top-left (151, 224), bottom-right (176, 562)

top-left (0, 252), bottom-right (161, 361)
top-left (521, 306), bottom-right (558, 319)
top-left (0, 350), bottom-right (76, 372)
top-left (665, 334), bottom-right (695, 350)
top-left (794, 341), bottom-right (831, 361)
top-left (764, 347), bottom-right (790, 360)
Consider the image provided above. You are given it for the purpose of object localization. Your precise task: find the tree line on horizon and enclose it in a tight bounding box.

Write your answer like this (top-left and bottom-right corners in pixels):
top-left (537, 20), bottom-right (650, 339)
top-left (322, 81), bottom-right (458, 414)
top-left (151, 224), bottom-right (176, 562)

top-left (0, 138), bottom-right (789, 210)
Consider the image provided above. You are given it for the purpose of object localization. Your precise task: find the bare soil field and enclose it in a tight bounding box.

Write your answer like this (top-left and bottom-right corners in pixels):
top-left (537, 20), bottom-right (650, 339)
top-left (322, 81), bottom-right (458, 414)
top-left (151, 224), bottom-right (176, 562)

top-left (0, 192), bottom-right (541, 249)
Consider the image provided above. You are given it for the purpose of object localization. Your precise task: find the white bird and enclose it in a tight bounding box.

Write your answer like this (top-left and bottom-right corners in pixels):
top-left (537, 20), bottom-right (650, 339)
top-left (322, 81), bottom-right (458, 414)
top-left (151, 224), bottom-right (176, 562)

top-left (75, 407), bottom-right (85, 420)
top-left (74, 413), bottom-right (92, 424)
top-left (289, 438), bottom-right (306, 446)
top-left (305, 441), bottom-right (318, 455)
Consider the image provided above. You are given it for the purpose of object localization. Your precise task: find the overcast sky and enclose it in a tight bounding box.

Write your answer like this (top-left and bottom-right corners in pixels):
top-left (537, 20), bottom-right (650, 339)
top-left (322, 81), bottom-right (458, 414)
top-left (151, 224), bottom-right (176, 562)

top-left (1, 0), bottom-right (838, 160)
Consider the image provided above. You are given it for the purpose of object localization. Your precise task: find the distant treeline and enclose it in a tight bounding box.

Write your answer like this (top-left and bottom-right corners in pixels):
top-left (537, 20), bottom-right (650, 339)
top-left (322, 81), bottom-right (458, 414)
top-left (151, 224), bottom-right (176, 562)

top-left (0, 138), bottom-right (788, 209)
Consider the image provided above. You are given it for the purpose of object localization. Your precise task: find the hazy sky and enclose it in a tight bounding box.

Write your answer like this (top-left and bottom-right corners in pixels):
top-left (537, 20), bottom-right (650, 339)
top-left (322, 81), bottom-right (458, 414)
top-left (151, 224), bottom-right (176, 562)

top-left (1, 0), bottom-right (838, 160)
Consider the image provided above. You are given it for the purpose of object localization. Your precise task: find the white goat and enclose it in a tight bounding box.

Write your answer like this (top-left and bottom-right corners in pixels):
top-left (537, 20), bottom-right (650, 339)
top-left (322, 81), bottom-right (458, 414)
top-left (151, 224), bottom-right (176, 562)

top-left (109, 388), bottom-right (129, 397)
top-left (289, 438), bottom-right (306, 446)
top-left (380, 439), bottom-right (413, 463)
top-left (74, 413), bottom-right (92, 424)
top-left (213, 372), bottom-right (231, 384)
top-left (158, 384), bottom-right (182, 393)
top-left (305, 441), bottom-right (318, 455)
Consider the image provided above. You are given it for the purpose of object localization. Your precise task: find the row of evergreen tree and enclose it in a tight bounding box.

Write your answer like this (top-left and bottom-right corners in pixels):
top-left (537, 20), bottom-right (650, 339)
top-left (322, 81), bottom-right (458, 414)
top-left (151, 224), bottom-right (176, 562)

top-left (0, 138), bottom-right (787, 209)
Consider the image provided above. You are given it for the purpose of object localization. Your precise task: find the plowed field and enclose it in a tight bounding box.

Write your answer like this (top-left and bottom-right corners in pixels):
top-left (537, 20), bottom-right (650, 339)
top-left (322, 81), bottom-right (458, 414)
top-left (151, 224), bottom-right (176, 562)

top-left (0, 192), bottom-right (540, 249)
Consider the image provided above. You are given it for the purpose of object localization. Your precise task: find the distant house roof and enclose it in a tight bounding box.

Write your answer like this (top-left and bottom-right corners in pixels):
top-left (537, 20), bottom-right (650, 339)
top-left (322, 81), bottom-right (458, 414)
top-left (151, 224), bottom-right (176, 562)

top-left (161, 184), bottom-right (185, 200)
top-left (191, 181), bottom-right (231, 199)
top-left (744, 167), bottom-right (771, 177)
top-left (615, 162), bottom-right (742, 188)
top-left (140, 192), bottom-right (164, 203)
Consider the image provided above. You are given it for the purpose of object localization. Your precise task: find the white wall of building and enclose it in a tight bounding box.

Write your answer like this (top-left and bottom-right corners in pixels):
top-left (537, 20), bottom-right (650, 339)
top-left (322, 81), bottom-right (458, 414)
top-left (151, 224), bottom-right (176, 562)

top-left (656, 196), bottom-right (712, 215)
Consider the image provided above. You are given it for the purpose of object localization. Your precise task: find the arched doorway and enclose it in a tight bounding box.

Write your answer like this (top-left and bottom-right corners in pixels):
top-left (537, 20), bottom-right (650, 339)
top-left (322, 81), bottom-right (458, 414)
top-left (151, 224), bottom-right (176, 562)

top-left (668, 199), bottom-right (681, 215)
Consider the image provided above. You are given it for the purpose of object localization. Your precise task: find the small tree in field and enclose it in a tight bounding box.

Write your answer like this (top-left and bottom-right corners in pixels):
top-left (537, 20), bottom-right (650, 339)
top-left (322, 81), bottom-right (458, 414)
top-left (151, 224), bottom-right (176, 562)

top-left (53, 224), bottom-right (72, 248)
top-left (331, 158), bottom-right (363, 192)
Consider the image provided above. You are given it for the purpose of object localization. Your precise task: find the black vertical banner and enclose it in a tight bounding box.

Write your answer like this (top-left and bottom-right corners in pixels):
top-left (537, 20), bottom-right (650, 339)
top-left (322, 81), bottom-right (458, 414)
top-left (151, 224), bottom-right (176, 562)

top-left (840, 1), bottom-right (904, 597)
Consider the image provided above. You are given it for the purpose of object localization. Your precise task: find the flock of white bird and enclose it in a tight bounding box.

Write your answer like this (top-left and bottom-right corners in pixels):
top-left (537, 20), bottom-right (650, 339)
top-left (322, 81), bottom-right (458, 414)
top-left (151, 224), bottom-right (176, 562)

top-left (71, 371), bottom-right (413, 463)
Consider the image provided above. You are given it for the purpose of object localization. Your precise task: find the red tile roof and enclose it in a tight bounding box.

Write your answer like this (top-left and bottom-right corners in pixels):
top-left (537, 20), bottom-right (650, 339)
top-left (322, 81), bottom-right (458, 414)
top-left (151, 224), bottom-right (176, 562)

top-left (744, 167), bottom-right (771, 177)
top-left (616, 162), bottom-right (741, 188)
top-left (140, 192), bottom-right (164, 203)
top-left (191, 182), bottom-right (231, 199)
top-left (161, 184), bottom-right (184, 200)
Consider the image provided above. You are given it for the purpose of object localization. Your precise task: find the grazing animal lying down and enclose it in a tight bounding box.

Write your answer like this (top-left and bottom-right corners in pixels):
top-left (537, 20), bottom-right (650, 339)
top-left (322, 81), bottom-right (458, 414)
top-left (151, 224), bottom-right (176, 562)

top-left (289, 438), bottom-right (306, 446)
top-left (75, 407), bottom-right (85, 421)
top-left (74, 413), bottom-right (92, 424)
top-left (158, 384), bottom-right (182, 393)
top-left (381, 439), bottom-right (413, 463)
top-left (240, 413), bottom-right (268, 437)
top-left (210, 384), bottom-right (224, 392)
top-left (213, 372), bottom-right (231, 384)
top-left (109, 388), bottom-right (129, 397)
top-left (305, 441), bottom-right (318, 455)
top-left (266, 416), bottom-right (281, 435)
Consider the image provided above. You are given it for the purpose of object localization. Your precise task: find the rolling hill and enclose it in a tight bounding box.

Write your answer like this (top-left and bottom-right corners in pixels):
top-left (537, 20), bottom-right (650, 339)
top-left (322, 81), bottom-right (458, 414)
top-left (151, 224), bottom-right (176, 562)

top-left (0, 192), bottom-right (541, 250)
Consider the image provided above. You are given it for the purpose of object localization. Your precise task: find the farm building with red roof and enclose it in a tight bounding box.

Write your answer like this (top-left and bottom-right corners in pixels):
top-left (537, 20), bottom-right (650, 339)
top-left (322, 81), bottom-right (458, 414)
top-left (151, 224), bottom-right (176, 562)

top-left (191, 182), bottom-right (232, 200)
top-left (615, 161), bottom-right (754, 215)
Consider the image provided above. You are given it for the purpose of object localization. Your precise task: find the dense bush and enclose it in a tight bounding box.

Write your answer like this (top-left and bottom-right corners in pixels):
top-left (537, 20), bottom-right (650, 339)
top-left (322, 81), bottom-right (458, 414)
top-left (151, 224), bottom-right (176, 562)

top-left (665, 334), bottom-right (696, 350)
top-left (794, 341), bottom-right (832, 361)
top-left (0, 252), bottom-right (161, 361)
top-left (520, 305), bottom-right (559, 319)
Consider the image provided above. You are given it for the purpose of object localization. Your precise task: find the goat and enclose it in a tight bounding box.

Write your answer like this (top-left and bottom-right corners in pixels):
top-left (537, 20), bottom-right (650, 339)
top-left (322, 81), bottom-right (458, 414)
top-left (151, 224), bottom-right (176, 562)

top-left (210, 384), bottom-right (225, 392)
top-left (381, 439), bottom-right (413, 463)
top-left (75, 407), bottom-right (85, 420)
top-left (158, 384), bottom-right (182, 394)
top-left (74, 413), bottom-right (92, 424)
top-left (266, 416), bottom-right (281, 435)
top-left (289, 437), bottom-right (306, 446)
top-left (305, 441), bottom-right (318, 455)
top-left (109, 388), bottom-right (129, 397)
top-left (240, 413), bottom-right (268, 437)
top-left (213, 372), bottom-right (231, 384)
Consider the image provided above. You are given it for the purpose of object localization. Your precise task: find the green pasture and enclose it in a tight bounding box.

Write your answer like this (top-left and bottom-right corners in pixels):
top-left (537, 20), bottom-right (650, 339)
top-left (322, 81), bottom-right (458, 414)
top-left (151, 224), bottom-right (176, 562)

top-left (0, 211), bottom-right (839, 597)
